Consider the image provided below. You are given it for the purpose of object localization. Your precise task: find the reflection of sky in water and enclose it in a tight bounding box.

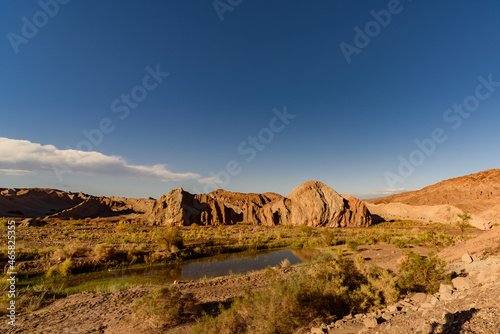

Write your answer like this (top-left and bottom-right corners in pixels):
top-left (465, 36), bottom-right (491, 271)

top-left (181, 249), bottom-right (301, 279)
top-left (44, 249), bottom-right (317, 292)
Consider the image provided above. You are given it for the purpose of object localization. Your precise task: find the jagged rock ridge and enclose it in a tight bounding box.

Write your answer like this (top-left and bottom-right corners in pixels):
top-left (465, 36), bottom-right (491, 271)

top-left (147, 181), bottom-right (373, 227)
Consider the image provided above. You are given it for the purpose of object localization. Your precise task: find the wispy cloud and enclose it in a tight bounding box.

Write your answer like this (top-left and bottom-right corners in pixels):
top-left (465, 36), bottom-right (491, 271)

top-left (350, 188), bottom-right (414, 200)
top-left (373, 188), bottom-right (413, 196)
top-left (0, 137), bottom-right (200, 182)
top-left (0, 168), bottom-right (35, 176)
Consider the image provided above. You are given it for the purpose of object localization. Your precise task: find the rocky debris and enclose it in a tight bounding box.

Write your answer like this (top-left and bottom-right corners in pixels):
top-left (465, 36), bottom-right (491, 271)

top-left (147, 181), bottom-right (373, 227)
top-left (363, 317), bottom-right (378, 328)
top-left (19, 218), bottom-right (47, 227)
top-left (410, 292), bottom-right (428, 304)
top-left (452, 277), bottom-right (474, 291)
top-left (308, 255), bottom-right (500, 334)
top-left (439, 226), bottom-right (500, 262)
top-left (310, 326), bottom-right (328, 334)
top-left (462, 252), bottom-right (474, 264)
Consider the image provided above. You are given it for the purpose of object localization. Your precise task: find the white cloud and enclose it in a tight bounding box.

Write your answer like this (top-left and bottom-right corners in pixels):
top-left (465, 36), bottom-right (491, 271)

top-left (0, 137), bottom-right (200, 182)
top-left (197, 176), bottom-right (222, 184)
top-left (0, 169), bottom-right (35, 176)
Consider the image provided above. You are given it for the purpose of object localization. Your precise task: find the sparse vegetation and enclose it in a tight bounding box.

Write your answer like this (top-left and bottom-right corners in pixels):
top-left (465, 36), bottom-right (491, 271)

top-left (46, 258), bottom-right (74, 277)
top-left (93, 244), bottom-right (117, 261)
top-left (280, 258), bottom-right (291, 268)
top-left (191, 255), bottom-right (400, 334)
top-left (2, 217), bottom-right (479, 326)
top-left (397, 250), bottom-right (447, 294)
top-left (457, 212), bottom-right (473, 233)
top-left (156, 228), bottom-right (184, 252)
top-left (300, 225), bottom-right (314, 236)
top-left (132, 286), bottom-right (200, 329)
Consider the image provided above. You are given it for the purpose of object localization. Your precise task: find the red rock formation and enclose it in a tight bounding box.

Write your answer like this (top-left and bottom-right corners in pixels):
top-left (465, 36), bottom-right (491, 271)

top-left (146, 181), bottom-right (373, 227)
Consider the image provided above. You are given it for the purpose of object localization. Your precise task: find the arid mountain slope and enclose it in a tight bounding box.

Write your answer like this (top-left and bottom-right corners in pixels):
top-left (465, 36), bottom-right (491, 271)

top-left (367, 169), bottom-right (500, 212)
top-left (366, 169), bottom-right (500, 226)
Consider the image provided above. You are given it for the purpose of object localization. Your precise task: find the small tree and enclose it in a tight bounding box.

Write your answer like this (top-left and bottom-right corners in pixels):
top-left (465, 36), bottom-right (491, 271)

top-left (156, 228), bottom-right (184, 252)
top-left (457, 213), bottom-right (472, 234)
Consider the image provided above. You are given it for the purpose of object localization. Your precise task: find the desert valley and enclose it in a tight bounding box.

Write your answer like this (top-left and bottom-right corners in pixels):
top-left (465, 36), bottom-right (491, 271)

top-left (0, 169), bottom-right (499, 333)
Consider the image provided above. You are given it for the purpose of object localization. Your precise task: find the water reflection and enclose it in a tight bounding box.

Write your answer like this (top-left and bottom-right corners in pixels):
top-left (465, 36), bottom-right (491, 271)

top-left (36, 248), bottom-right (320, 291)
top-left (182, 249), bottom-right (302, 279)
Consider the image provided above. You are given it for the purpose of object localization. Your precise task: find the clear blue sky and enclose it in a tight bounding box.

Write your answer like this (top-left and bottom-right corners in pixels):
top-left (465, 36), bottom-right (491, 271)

top-left (1, 0), bottom-right (500, 199)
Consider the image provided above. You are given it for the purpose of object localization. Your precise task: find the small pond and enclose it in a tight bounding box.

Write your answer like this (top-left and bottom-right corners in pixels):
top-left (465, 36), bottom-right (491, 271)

top-left (24, 248), bottom-right (321, 292)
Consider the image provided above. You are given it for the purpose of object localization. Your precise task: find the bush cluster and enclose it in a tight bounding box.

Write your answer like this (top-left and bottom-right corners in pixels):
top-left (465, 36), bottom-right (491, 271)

top-left (191, 255), bottom-right (399, 334)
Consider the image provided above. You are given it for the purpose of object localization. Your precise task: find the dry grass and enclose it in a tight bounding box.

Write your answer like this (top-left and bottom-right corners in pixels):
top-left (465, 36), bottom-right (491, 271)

top-left (191, 255), bottom-right (401, 334)
top-left (132, 286), bottom-right (200, 329)
top-left (93, 244), bottom-right (116, 261)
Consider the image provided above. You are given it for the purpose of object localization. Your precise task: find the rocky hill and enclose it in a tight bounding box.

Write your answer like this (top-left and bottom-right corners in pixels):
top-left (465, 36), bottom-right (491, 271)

top-left (366, 169), bottom-right (500, 229)
top-left (368, 169), bottom-right (500, 208)
top-left (0, 188), bottom-right (155, 219)
top-left (0, 188), bottom-right (88, 217)
top-left (147, 180), bottom-right (373, 227)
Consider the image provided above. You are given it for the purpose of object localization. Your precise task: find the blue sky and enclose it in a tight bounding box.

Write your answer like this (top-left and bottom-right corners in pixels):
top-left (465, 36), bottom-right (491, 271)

top-left (1, 0), bottom-right (500, 199)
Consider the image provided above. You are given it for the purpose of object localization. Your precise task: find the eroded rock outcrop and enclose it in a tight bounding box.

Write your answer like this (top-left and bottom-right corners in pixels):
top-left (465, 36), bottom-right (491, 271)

top-left (147, 181), bottom-right (373, 227)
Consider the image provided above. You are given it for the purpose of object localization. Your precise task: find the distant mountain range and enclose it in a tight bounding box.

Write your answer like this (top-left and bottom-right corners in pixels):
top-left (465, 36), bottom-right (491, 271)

top-left (2, 169), bottom-right (498, 229)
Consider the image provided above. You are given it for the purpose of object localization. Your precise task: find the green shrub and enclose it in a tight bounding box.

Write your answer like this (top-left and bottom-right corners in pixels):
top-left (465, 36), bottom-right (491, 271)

top-left (397, 251), bottom-right (447, 294)
top-left (45, 265), bottom-right (59, 278)
top-left (321, 229), bottom-right (336, 246)
top-left (299, 225), bottom-right (313, 237)
top-left (59, 258), bottom-right (73, 276)
top-left (46, 258), bottom-right (73, 277)
top-left (346, 239), bottom-right (359, 252)
top-left (156, 228), bottom-right (184, 252)
top-left (132, 286), bottom-right (199, 329)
